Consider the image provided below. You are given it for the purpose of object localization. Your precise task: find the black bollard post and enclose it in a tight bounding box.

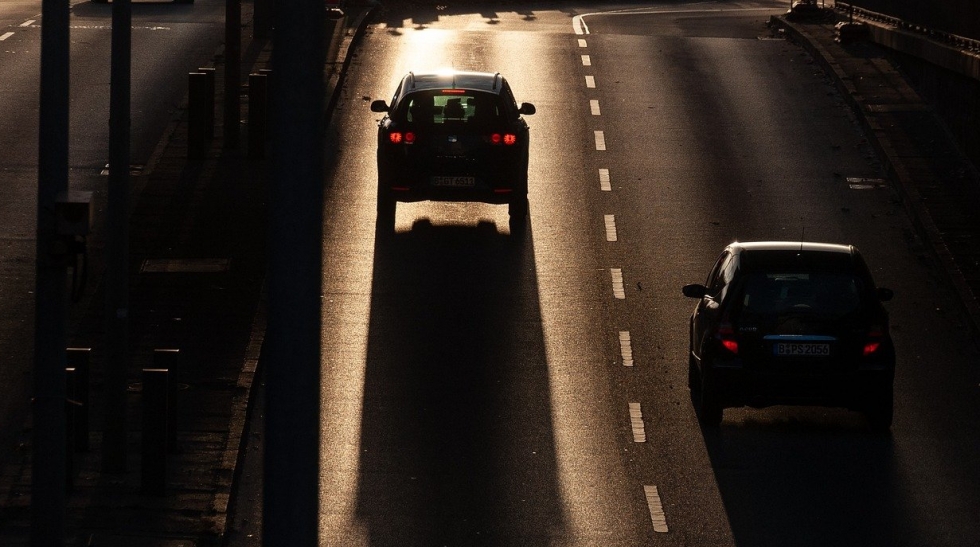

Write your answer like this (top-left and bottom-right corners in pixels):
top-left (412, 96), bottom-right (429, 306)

top-left (153, 349), bottom-right (181, 453)
top-left (141, 368), bottom-right (168, 495)
top-left (66, 347), bottom-right (91, 452)
top-left (197, 67), bottom-right (216, 141)
top-left (65, 367), bottom-right (76, 494)
top-left (248, 73), bottom-right (268, 159)
top-left (188, 72), bottom-right (209, 159)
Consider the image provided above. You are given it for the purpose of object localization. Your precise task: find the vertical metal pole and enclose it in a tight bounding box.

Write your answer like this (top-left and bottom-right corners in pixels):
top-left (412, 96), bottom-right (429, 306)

top-left (33, 0), bottom-right (70, 543)
top-left (103, 0), bottom-right (132, 475)
top-left (225, 0), bottom-right (242, 148)
top-left (265, 0), bottom-right (324, 543)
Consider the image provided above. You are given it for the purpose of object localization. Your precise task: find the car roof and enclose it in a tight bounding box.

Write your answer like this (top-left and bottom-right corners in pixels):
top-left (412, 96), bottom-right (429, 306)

top-left (729, 241), bottom-right (856, 255)
top-left (728, 241), bottom-right (864, 273)
top-left (400, 71), bottom-right (506, 94)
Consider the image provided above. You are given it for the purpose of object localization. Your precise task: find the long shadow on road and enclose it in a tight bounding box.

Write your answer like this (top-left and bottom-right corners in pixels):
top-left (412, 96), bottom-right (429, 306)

top-left (356, 218), bottom-right (566, 545)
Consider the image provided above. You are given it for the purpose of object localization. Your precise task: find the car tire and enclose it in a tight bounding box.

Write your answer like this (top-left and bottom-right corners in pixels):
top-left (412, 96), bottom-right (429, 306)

top-left (865, 386), bottom-right (893, 432)
top-left (697, 368), bottom-right (723, 427)
top-left (688, 352), bottom-right (700, 391)
top-left (376, 185), bottom-right (396, 231)
top-left (508, 196), bottom-right (529, 233)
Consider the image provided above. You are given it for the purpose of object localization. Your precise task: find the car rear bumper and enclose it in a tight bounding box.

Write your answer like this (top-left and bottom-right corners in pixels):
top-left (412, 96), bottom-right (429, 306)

top-left (708, 363), bottom-right (894, 410)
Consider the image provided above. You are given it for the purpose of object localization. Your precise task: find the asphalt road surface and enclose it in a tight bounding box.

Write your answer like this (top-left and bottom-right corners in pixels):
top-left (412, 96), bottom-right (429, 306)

top-left (283, 2), bottom-right (980, 546)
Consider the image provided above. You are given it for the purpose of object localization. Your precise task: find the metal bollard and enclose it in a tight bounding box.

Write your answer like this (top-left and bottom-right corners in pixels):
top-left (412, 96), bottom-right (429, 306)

top-left (248, 73), bottom-right (268, 159)
top-left (154, 349), bottom-right (181, 453)
top-left (197, 67), bottom-right (216, 141)
top-left (188, 72), bottom-right (210, 159)
top-left (141, 368), bottom-right (168, 495)
top-left (66, 347), bottom-right (91, 452)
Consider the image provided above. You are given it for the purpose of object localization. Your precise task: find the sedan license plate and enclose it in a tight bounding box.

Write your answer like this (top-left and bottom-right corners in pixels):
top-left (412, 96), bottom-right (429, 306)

top-left (774, 342), bottom-right (830, 357)
top-left (431, 176), bottom-right (475, 188)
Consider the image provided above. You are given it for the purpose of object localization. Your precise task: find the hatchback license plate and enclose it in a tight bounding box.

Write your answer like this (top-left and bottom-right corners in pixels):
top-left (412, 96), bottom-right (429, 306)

top-left (774, 342), bottom-right (830, 356)
top-left (431, 176), bottom-right (475, 187)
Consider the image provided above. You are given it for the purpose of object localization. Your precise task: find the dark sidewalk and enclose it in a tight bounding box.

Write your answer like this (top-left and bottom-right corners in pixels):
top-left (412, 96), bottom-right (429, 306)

top-left (1, 3), bottom-right (978, 546)
top-left (0, 3), bottom-right (373, 546)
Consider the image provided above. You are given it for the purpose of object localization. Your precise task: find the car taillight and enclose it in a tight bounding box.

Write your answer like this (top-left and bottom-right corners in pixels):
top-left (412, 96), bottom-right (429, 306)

top-left (863, 326), bottom-right (884, 356)
top-left (490, 133), bottom-right (517, 145)
top-left (717, 323), bottom-right (738, 355)
top-left (388, 131), bottom-right (416, 144)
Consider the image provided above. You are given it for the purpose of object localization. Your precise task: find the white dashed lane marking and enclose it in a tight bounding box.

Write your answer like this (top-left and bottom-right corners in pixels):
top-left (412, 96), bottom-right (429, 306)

top-left (590, 99), bottom-right (601, 116)
top-left (629, 403), bottom-right (646, 442)
top-left (585, 75), bottom-right (595, 88)
top-left (0, 32), bottom-right (14, 41)
top-left (619, 331), bottom-right (633, 366)
top-left (604, 214), bottom-right (617, 242)
top-left (594, 131), bottom-right (606, 151)
top-left (610, 268), bottom-right (625, 299)
top-left (644, 485), bottom-right (669, 533)
top-left (578, 38), bottom-right (587, 48)
top-left (599, 168), bottom-right (611, 191)
top-left (581, 54), bottom-right (591, 66)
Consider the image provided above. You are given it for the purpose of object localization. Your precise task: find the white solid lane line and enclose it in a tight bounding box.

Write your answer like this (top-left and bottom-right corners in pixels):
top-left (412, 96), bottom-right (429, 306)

top-left (590, 99), bottom-right (601, 116)
top-left (594, 131), bottom-right (606, 151)
top-left (585, 75), bottom-right (595, 88)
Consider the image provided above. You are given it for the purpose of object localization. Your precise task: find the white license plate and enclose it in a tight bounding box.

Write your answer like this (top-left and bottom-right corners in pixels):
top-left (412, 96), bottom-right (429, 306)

top-left (431, 176), bottom-right (475, 187)
top-left (774, 342), bottom-right (830, 356)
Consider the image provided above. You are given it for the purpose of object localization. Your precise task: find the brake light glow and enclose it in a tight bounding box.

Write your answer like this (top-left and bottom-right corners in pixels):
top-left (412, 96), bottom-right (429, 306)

top-left (863, 327), bottom-right (884, 356)
top-left (717, 323), bottom-right (738, 355)
top-left (490, 133), bottom-right (517, 146)
top-left (388, 131), bottom-right (416, 144)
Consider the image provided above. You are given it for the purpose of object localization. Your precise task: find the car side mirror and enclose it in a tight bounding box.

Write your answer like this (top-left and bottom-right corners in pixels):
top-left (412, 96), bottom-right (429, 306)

top-left (518, 102), bottom-right (536, 115)
top-left (877, 287), bottom-right (893, 302)
top-left (682, 284), bottom-right (708, 298)
top-left (370, 99), bottom-right (390, 113)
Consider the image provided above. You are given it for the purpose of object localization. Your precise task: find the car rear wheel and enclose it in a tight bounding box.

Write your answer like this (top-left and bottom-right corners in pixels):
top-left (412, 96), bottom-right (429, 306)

top-left (508, 196), bottom-right (529, 233)
top-left (376, 184), bottom-right (396, 231)
top-left (696, 367), bottom-right (723, 427)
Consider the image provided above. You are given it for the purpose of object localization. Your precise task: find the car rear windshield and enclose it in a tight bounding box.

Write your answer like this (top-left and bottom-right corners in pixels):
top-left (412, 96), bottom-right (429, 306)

top-left (397, 90), bottom-right (507, 127)
top-left (736, 271), bottom-right (866, 322)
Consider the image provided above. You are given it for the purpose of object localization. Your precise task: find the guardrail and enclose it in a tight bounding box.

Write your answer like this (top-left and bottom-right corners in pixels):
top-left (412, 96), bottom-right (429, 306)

top-left (835, 2), bottom-right (980, 54)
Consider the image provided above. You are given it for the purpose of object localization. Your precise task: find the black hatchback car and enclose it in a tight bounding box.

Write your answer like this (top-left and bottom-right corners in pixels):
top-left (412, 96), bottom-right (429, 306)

top-left (682, 242), bottom-right (895, 430)
top-left (370, 71), bottom-right (536, 231)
